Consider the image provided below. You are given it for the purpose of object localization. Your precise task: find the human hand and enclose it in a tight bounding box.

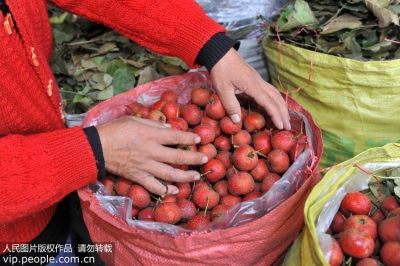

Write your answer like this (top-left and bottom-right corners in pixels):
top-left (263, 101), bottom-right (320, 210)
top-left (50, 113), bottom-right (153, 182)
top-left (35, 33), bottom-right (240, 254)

top-left (210, 48), bottom-right (291, 130)
top-left (96, 116), bottom-right (208, 196)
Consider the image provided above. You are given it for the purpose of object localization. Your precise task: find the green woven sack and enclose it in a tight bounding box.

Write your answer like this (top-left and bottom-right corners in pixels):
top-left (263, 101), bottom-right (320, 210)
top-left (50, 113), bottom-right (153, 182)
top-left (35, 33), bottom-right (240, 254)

top-left (263, 37), bottom-right (400, 169)
top-left (283, 143), bottom-right (400, 265)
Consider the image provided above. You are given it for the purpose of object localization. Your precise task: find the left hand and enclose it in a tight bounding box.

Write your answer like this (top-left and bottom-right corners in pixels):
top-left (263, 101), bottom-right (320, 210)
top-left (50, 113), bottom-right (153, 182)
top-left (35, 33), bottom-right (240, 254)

top-left (210, 48), bottom-right (291, 131)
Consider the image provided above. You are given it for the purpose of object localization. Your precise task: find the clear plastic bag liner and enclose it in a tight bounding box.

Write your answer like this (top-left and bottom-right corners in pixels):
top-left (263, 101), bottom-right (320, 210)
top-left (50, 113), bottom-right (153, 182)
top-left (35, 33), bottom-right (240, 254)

top-left (314, 160), bottom-right (400, 262)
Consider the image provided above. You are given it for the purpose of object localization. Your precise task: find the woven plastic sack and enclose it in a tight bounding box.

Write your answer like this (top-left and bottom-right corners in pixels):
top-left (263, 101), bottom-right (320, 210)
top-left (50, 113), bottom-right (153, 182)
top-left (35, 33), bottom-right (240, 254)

top-left (263, 37), bottom-right (400, 170)
top-left (283, 143), bottom-right (400, 266)
top-left (78, 71), bottom-right (323, 265)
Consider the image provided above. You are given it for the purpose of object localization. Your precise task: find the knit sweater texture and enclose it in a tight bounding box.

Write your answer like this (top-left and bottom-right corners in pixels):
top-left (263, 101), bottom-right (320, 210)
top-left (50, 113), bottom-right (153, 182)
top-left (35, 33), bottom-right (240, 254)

top-left (0, 0), bottom-right (226, 252)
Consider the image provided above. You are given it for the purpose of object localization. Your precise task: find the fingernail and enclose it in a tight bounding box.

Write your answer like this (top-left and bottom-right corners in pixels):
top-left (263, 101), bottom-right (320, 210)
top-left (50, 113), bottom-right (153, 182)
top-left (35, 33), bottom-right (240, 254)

top-left (164, 123), bottom-right (172, 128)
top-left (172, 189), bottom-right (179, 195)
top-left (193, 174), bottom-right (200, 180)
top-left (201, 156), bottom-right (208, 164)
top-left (230, 114), bottom-right (241, 124)
top-left (286, 122), bottom-right (291, 130)
top-left (279, 121), bottom-right (283, 130)
top-left (195, 136), bottom-right (201, 144)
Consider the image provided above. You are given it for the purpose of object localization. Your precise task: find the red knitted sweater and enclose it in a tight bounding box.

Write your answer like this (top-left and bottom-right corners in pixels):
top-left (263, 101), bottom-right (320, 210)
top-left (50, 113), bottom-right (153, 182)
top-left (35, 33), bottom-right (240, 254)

top-left (0, 0), bottom-right (225, 250)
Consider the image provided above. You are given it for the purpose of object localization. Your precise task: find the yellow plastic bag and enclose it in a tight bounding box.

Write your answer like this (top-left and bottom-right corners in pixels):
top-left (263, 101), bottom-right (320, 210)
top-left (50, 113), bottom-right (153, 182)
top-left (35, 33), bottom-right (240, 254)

top-left (283, 143), bottom-right (400, 265)
top-left (263, 37), bottom-right (400, 169)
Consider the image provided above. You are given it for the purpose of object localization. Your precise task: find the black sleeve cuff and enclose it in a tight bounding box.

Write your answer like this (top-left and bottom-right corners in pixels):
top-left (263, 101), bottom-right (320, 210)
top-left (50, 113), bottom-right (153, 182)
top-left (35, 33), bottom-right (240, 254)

top-left (195, 32), bottom-right (241, 72)
top-left (82, 126), bottom-right (106, 181)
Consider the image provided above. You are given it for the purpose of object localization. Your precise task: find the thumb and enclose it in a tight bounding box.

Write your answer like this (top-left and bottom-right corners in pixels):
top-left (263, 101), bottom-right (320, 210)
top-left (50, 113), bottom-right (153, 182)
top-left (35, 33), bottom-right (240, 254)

top-left (216, 88), bottom-right (242, 124)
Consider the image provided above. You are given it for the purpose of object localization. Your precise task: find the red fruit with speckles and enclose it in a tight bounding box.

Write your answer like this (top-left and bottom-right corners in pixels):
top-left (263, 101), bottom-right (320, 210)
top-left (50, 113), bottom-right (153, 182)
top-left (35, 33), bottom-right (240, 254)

top-left (201, 116), bottom-right (221, 138)
top-left (100, 175), bottom-right (116, 196)
top-left (226, 165), bottom-right (238, 179)
top-left (220, 194), bottom-right (242, 207)
top-left (378, 216), bottom-right (400, 243)
top-left (154, 202), bottom-right (182, 224)
top-left (260, 173), bottom-right (281, 193)
top-left (146, 110), bottom-right (167, 123)
top-left (227, 171), bottom-right (255, 196)
top-left (167, 117), bottom-right (188, 131)
top-left (232, 129), bottom-right (252, 146)
top-left (344, 215), bottom-right (377, 240)
top-left (213, 180), bottom-right (228, 197)
top-left (387, 207), bottom-right (400, 219)
top-left (205, 94), bottom-right (226, 120)
top-left (181, 103), bottom-right (202, 126)
top-left (135, 106), bottom-right (151, 118)
top-left (267, 149), bottom-right (290, 174)
top-left (329, 237), bottom-right (344, 266)
top-left (192, 185), bottom-right (220, 209)
top-left (243, 112), bottom-right (265, 132)
top-left (213, 134), bottom-right (232, 151)
top-left (114, 177), bottom-right (132, 197)
top-left (187, 214), bottom-right (211, 231)
top-left (174, 182), bottom-right (192, 200)
top-left (211, 204), bottom-right (230, 221)
top-left (252, 131), bottom-right (272, 155)
top-left (215, 150), bottom-right (232, 169)
top-left (161, 194), bottom-right (177, 203)
top-left (127, 184), bottom-right (151, 209)
top-left (202, 159), bottom-right (226, 183)
top-left (124, 101), bottom-right (143, 115)
top-left (380, 195), bottom-right (400, 214)
top-left (177, 198), bottom-right (197, 220)
top-left (219, 116), bottom-right (242, 135)
top-left (232, 144), bottom-right (258, 171)
top-left (151, 100), bottom-right (166, 111)
top-left (355, 258), bottom-right (381, 266)
top-left (249, 159), bottom-right (270, 182)
top-left (161, 101), bottom-right (180, 119)
top-left (198, 143), bottom-right (217, 160)
top-left (193, 124), bottom-right (215, 145)
top-left (371, 210), bottom-right (385, 224)
top-left (337, 228), bottom-right (374, 259)
top-left (243, 191), bottom-right (262, 201)
top-left (330, 211), bottom-right (346, 234)
top-left (380, 241), bottom-right (400, 266)
top-left (191, 86), bottom-right (213, 107)
top-left (340, 192), bottom-right (371, 217)
top-left (271, 130), bottom-right (297, 153)
top-left (138, 207), bottom-right (155, 222)
top-left (160, 90), bottom-right (178, 102)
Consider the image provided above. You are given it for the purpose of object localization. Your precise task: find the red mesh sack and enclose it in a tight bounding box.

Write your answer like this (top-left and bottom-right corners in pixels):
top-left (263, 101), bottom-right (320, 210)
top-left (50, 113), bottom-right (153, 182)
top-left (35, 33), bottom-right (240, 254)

top-left (78, 71), bottom-right (323, 265)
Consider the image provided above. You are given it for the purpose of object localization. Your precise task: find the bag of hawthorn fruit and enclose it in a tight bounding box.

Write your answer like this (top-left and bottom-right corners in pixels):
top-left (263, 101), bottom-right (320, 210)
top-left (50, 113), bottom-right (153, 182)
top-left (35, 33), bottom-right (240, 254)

top-left (78, 70), bottom-right (323, 265)
top-left (284, 143), bottom-right (400, 266)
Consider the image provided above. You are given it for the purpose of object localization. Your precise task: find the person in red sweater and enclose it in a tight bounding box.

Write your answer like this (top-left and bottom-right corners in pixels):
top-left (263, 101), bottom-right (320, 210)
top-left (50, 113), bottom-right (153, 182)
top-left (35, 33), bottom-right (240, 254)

top-left (0, 0), bottom-right (291, 265)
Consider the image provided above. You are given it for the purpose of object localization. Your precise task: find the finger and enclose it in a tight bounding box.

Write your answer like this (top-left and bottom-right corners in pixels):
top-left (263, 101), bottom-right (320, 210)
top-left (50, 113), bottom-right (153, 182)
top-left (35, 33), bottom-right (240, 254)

top-left (149, 144), bottom-right (208, 166)
top-left (242, 78), bottom-right (288, 130)
top-left (259, 84), bottom-right (291, 130)
top-left (216, 86), bottom-right (242, 124)
top-left (134, 174), bottom-right (179, 196)
top-left (141, 160), bottom-right (201, 184)
top-left (152, 127), bottom-right (201, 146)
top-left (130, 116), bottom-right (170, 129)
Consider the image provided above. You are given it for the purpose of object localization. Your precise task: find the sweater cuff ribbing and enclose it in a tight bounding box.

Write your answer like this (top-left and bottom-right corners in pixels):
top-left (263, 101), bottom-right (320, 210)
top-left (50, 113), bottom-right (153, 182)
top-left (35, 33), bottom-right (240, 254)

top-left (195, 33), bottom-right (240, 72)
top-left (82, 126), bottom-right (106, 181)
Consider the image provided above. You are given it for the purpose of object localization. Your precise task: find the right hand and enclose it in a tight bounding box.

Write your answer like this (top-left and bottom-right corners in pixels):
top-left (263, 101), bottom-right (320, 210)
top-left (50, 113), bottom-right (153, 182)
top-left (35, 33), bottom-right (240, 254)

top-left (95, 116), bottom-right (208, 196)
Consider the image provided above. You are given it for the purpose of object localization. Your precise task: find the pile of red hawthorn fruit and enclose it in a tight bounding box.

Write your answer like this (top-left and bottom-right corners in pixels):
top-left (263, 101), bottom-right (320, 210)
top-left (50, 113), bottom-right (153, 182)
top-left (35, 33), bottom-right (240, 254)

top-left (100, 86), bottom-right (307, 231)
top-left (327, 191), bottom-right (400, 266)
